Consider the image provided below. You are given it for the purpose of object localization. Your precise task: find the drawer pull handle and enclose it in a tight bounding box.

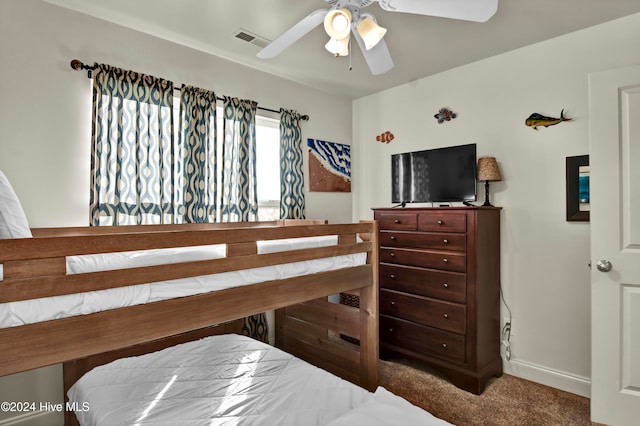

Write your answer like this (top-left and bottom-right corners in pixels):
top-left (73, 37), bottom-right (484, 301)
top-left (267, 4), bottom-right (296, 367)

top-left (443, 258), bottom-right (448, 263)
top-left (437, 220), bottom-right (443, 225)
top-left (443, 239), bottom-right (448, 244)
top-left (389, 328), bottom-right (394, 332)
top-left (390, 301), bottom-right (395, 305)
top-left (394, 219), bottom-right (400, 224)
top-left (390, 274), bottom-right (396, 279)
top-left (390, 236), bottom-right (396, 240)
top-left (443, 313), bottom-right (449, 319)
top-left (442, 343), bottom-right (448, 349)
top-left (443, 283), bottom-right (449, 288)
top-left (390, 253), bottom-right (395, 257)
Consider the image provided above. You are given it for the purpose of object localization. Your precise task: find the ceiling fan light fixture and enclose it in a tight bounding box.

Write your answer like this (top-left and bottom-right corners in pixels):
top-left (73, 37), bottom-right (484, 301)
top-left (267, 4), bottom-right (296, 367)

top-left (324, 8), bottom-right (352, 40)
top-left (357, 16), bottom-right (387, 50)
top-left (325, 36), bottom-right (349, 57)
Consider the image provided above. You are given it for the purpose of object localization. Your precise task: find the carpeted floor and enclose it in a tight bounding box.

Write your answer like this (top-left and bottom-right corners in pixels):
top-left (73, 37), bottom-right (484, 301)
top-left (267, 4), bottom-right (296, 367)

top-left (379, 359), bottom-right (600, 425)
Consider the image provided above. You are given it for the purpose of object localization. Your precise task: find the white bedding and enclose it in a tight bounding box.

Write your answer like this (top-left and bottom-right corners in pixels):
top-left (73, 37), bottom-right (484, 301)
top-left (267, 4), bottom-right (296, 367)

top-left (68, 334), bottom-right (450, 426)
top-left (0, 236), bottom-right (366, 328)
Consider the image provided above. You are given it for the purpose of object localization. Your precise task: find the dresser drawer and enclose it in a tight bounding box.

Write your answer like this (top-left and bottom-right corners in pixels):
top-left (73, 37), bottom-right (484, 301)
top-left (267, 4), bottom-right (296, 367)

top-left (378, 213), bottom-right (417, 231)
top-left (380, 247), bottom-right (466, 273)
top-left (380, 289), bottom-right (466, 334)
top-left (418, 212), bottom-right (467, 233)
top-left (380, 264), bottom-right (466, 304)
top-left (380, 231), bottom-right (466, 252)
top-left (380, 315), bottom-right (465, 364)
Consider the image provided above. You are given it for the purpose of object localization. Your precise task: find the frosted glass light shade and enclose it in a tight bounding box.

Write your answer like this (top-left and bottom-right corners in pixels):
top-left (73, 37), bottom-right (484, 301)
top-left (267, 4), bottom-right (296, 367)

top-left (357, 17), bottom-right (387, 50)
top-left (324, 8), bottom-right (352, 40)
top-left (325, 36), bottom-right (349, 56)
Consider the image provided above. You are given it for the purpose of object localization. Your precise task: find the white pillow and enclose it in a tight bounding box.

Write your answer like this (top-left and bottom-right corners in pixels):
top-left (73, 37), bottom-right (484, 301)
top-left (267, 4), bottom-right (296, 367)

top-left (0, 169), bottom-right (32, 239)
top-left (326, 386), bottom-right (451, 426)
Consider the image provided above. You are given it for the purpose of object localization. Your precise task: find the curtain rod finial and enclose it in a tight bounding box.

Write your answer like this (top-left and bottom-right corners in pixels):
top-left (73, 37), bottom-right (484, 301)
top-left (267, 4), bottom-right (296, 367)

top-left (70, 59), bottom-right (96, 78)
top-left (70, 59), bottom-right (83, 71)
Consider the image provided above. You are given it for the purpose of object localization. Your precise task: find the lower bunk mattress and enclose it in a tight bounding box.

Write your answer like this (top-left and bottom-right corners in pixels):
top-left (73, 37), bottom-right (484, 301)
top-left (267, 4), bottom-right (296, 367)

top-left (68, 334), bottom-right (450, 426)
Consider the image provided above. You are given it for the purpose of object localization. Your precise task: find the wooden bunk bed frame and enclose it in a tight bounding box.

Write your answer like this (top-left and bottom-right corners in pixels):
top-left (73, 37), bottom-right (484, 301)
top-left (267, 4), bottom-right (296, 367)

top-left (0, 219), bottom-right (379, 424)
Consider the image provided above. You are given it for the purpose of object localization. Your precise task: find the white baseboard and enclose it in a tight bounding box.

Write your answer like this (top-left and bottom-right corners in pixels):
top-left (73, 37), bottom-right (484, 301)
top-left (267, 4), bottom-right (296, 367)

top-left (0, 410), bottom-right (62, 426)
top-left (503, 356), bottom-right (591, 398)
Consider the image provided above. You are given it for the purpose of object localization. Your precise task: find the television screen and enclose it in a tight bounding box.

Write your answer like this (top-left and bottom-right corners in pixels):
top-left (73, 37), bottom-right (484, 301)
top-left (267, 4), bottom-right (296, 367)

top-left (391, 143), bottom-right (477, 203)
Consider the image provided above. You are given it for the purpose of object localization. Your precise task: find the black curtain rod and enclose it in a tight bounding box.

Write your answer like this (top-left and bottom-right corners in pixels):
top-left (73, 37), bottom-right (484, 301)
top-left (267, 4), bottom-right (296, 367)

top-left (70, 59), bottom-right (309, 121)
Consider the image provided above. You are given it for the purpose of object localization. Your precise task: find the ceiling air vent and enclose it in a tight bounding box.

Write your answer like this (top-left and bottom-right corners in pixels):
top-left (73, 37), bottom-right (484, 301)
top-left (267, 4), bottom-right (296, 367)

top-left (234, 29), bottom-right (270, 49)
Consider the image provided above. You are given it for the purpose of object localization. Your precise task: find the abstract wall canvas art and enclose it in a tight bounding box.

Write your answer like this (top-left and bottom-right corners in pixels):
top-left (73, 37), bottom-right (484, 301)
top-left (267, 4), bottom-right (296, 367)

top-left (307, 138), bottom-right (351, 192)
top-left (578, 165), bottom-right (590, 211)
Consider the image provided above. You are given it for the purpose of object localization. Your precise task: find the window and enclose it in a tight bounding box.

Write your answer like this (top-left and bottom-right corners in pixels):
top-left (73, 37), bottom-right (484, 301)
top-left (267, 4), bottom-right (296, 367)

top-left (93, 68), bottom-right (283, 226)
top-left (255, 116), bottom-right (280, 221)
top-left (174, 97), bottom-right (280, 222)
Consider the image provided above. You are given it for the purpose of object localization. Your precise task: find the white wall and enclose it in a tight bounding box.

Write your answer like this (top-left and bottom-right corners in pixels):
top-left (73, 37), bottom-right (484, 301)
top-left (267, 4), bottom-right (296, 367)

top-left (0, 1), bottom-right (353, 424)
top-left (353, 12), bottom-right (640, 396)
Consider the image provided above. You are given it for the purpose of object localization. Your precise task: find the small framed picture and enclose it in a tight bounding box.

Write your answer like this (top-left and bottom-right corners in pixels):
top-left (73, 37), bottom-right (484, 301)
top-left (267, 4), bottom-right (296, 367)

top-left (566, 155), bottom-right (590, 222)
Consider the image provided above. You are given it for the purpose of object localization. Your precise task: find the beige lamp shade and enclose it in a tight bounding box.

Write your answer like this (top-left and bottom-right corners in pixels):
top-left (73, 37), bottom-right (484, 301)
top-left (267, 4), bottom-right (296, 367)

top-left (357, 16), bottom-right (387, 50)
top-left (324, 8), bottom-right (352, 40)
top-left (477, 157), bottom-right (502, 182)
top-left (325, 36), bottom-right (349, 56)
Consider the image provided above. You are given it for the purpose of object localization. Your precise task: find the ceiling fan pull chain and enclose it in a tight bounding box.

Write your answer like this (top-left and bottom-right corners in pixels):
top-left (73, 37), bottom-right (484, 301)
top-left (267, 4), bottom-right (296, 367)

top-left (349, 35), bottom-right (353, 71)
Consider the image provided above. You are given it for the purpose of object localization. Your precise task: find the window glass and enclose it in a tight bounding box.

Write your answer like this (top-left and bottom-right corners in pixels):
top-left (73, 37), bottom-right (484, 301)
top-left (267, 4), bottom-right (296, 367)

top-left (256, 116), bottom-right (280, 221)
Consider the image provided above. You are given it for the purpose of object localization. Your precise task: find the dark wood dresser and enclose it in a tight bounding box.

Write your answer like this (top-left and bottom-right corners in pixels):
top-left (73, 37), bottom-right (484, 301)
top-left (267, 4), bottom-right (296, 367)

top-left (373, 206), bottom-right (502, 394)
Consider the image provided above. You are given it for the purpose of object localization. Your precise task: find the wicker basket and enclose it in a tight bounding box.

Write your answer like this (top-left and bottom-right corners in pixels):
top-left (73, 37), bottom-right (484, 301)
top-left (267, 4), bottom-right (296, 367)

top-left (339, 292), bottom-right (360, 345)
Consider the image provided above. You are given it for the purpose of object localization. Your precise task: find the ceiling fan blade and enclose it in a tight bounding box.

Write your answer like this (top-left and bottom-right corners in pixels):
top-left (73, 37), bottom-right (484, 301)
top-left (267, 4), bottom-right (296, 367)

top-left (352, 29), bottom-right (394, 75)
top-left (377, 0), bottom-right (498, 23)
top-left (257, 9), bottom-right (329, 59)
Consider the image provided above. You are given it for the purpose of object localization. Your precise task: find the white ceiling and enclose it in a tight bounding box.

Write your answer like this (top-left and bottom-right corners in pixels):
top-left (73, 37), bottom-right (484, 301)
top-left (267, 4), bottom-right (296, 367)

top-left (43, 0), bottom-right (640, 99)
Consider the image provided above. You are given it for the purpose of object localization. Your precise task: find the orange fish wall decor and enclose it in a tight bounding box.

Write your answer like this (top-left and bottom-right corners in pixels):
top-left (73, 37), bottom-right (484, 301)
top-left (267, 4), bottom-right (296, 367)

top-left (376, 131), bottom-right (394, 143)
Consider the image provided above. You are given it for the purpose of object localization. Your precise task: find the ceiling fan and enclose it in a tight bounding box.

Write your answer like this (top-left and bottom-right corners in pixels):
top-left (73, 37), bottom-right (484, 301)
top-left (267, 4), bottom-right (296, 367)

top-left (257, 0), bottom-right (498, 75)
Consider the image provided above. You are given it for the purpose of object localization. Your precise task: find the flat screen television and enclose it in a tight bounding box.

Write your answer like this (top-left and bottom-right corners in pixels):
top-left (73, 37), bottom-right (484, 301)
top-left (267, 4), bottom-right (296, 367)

top-left (391, 143), bottom-right (477, 204)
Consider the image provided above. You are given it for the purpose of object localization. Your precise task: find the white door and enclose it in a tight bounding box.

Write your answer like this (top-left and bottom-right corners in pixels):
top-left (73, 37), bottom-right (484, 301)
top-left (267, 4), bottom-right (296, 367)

top-left (590, 65), bottom-right (640, 425)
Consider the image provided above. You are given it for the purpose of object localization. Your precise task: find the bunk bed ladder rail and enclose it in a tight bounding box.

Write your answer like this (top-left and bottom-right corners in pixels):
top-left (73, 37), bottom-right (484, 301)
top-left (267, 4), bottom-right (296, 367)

top-left (275, 220), bottom-right (379, 391)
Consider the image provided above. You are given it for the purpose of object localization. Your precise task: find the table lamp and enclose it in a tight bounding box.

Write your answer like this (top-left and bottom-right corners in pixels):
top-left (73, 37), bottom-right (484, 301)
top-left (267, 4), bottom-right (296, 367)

top-left (477, 157), bottom-right (502, 207)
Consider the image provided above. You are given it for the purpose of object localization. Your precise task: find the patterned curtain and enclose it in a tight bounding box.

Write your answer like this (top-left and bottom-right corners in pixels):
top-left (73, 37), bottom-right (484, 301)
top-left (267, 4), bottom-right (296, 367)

top-left (279, 109), bottom-right (306, 219)
top-left (220, 96), bottom-right (258, 222)
top-left (178, 85), bottom-right (218, 223)
top-left (219, 96), bottom-right (266, 341)
top-left (90, 64), bottom-right (175, 226)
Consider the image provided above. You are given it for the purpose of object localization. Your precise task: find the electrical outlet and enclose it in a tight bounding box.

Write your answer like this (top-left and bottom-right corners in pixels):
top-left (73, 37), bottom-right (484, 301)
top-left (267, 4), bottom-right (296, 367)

top-left (501, 318), bottom-right (513, 361)
top-left (502, 317), bottom-right (512, 336)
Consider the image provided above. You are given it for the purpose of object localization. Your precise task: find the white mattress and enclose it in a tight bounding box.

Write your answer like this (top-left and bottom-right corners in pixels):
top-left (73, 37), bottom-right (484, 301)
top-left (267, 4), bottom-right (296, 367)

top-left (68, 334), bottom-right (450, 426)
top-left (0, 236), bottom-right (366, 328)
